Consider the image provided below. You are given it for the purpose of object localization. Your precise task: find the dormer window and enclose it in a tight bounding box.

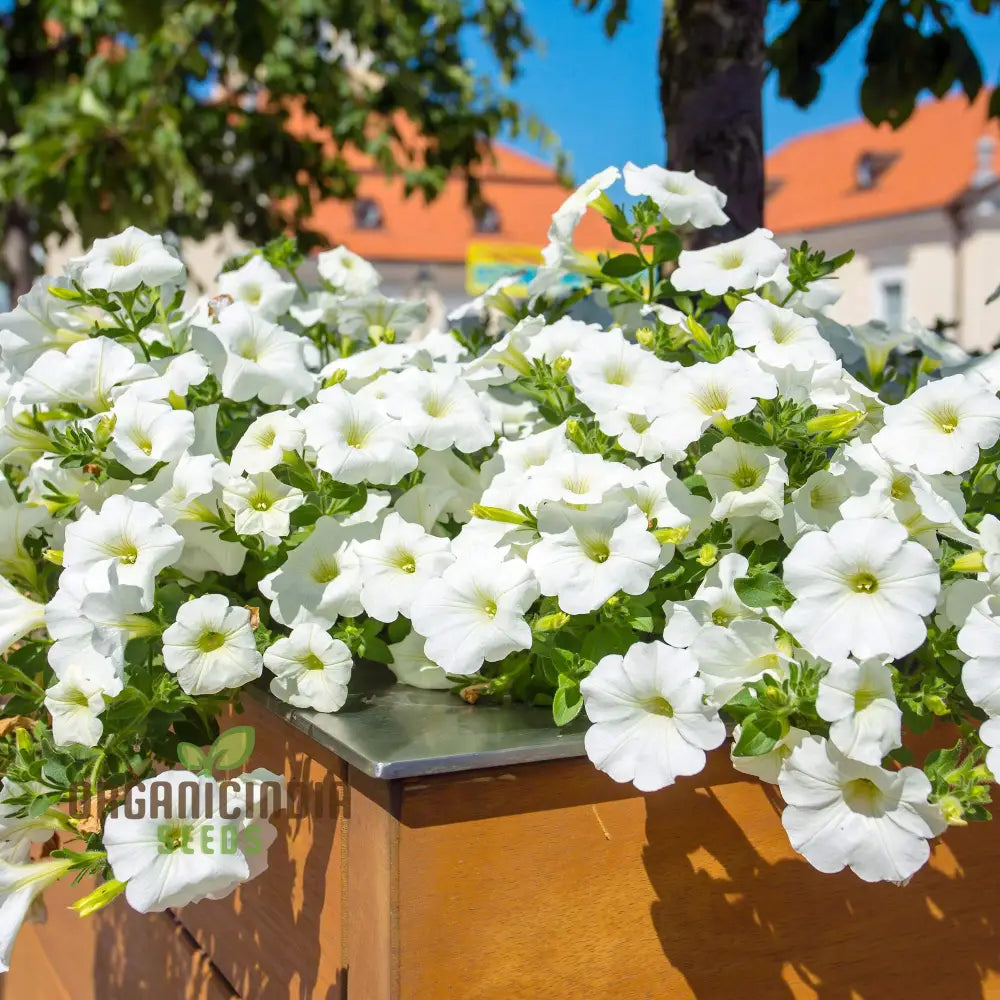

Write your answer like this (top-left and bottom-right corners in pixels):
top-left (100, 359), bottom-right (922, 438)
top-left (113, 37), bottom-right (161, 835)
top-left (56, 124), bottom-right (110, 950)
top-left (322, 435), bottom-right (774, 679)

top-left (474, 203), bottom-right (502, 234)
top-left (353, 198), bottom-right (383, 230)
top-left (855, 151), bottom-right (897, 191)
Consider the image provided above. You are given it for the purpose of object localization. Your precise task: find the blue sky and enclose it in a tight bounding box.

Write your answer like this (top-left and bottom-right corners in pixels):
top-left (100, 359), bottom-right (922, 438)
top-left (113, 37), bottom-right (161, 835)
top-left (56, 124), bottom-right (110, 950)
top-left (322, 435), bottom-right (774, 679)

top-left (466, 2), bottom-right (1000, 180)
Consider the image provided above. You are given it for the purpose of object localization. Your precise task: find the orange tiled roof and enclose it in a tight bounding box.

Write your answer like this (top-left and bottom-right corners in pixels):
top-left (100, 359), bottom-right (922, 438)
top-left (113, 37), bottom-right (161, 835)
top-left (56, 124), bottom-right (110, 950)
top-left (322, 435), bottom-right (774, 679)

top-left (283, 102), bottom-right (609, 261)
top-left (765, 91), bottom-right (1000, 234)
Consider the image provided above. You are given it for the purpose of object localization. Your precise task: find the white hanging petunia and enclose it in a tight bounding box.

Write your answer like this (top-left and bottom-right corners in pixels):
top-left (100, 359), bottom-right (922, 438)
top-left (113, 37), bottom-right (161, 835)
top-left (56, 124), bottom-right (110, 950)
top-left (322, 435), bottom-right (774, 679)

top-left (258, 516), bottom-right (367, 628)
top-left (0, 856), bottom-right (75, 973)
top-left (217, 255), bottom-right (295, 319)
top-left (44, 657), bottom-right (123, 747)
top-left (301, 385), bottom-right (417, 485)
top-left (696, 437), bottom-right (788, 522)
top-left (316, 245), bottom-right (381, 295)
top-left (581, 641), bottom-right (726, 792)
top-left (816, 657), bottom-right (902, 765)
top-left (194, 304), bottom-right (316, 404)
top-left (690, 618), bottom-right (790, 705)
top-left (355, 512), bottom-right (454, 622)
top-left (264, 623), bottom-right (353, 713)
top-left (162, 594), bottom-right (263, 695)
top-left (526, 499), bottom-right (661, 615)
top-left (671, 228), bottom-right (785, 295)
top-left (103, 771), bottom-right (252, 912)
top-left (409, 551), bottom-right (539, 676)
top-left (778, 736), bottom-right (946, 882)
top-left (222, 471), bottom-right (304, 544)
top-left (69, 226), bottom-right (185, 292)
top-left (108, 391), bottom-right (196, 474)
top-left (61, 495), bottom-right (184, 610)
top-left (0, 276), bottom-right (89, 375)
top-left (729, 294), bottom-right (836, 372)
top-left (731, 725), bottom-right (809, 785)
top-left (622, 162), bottom-right (728, 228)
top-left (229, 410), bottom-right (305, 475)
top-left (958, 594), bottom-right (1000, 716)
top-left (0, 575), bottom-right (45, 655)
top-left (782, 517), bottom-right (940, 661)
top-left (872, 374), bottom-right (1000, 475)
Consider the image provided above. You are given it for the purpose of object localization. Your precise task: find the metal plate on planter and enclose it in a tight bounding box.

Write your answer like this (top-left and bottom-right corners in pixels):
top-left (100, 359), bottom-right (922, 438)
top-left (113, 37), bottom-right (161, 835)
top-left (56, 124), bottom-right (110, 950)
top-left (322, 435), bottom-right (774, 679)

top-left (247, 661), bottom-right (589, 780)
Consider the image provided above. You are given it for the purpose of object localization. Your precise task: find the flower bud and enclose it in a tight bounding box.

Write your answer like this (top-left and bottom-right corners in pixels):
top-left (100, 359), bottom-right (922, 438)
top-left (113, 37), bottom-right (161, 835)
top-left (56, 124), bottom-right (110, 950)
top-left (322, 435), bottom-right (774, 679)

top-left (806, 409), bottom-right (866, 439)
top-left (924, 694), bottom-right (950, 717)
top-left (635, 327), bottom-right (655, 348)
top-left (71, 879), bottom-right (128, 917)
top-left (604, 595), bottom-right (621, 609)
top-left (565, 419), bottom-right (581, 438)
top-left (952, 550), bottom-right (987, 574)
top-left (469, 504), bottom-right (528, 525)
top-left (43, 548), bottom-right (64, 566)
top-left (553, 356), bottom-right (572, 376)
top-left (324, 368), bottom-right (348, 388)
top-left (534, 611), bottom-right (570, 632)
top-left (653, 525), bottom-right (689, 545)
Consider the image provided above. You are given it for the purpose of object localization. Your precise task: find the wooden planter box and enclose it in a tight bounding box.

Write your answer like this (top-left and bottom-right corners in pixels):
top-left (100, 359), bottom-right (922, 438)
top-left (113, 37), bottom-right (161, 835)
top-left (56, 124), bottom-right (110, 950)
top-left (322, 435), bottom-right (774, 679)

top-left (6, 666), bottom-right (1000, 1000)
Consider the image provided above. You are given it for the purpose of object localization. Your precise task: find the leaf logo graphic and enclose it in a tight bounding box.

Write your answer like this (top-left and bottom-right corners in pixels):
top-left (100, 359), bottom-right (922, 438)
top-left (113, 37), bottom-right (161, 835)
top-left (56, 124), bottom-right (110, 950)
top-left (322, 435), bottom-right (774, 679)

top-left (177, 726), bottom-right (256, 776)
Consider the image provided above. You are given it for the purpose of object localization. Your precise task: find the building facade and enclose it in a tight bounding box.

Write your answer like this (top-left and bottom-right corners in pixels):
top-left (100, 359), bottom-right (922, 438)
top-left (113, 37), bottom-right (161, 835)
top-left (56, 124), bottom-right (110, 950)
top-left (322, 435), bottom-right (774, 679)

top-left (766, 92), bottom-right (1000, 351)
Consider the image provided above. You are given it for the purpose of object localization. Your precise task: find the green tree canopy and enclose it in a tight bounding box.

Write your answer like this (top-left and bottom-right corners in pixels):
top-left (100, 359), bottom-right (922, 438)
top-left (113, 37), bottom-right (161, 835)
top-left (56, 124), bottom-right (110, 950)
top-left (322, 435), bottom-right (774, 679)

top-left (0, 0), bottom-right (555, 294)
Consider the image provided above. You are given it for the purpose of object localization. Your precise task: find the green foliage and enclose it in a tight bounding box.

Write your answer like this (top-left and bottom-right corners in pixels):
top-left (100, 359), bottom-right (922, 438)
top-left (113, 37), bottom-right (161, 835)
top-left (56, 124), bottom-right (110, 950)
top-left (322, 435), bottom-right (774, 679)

top-left (0, 0), bottom-right (560, 259)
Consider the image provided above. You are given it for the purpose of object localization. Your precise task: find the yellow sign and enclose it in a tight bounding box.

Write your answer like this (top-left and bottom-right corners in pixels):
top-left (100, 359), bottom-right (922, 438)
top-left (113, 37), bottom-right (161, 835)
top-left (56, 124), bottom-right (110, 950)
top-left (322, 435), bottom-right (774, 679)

top-left (465, 242), bottom-right (598, 297)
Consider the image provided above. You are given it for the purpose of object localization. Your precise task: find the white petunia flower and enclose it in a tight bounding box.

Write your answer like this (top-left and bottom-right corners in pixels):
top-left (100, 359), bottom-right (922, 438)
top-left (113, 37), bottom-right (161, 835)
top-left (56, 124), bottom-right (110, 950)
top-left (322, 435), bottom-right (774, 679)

top-left (20, 337), bottom-right (153, 411)
top-left (258, 516), bottom-right (366, 628)
top-left (230, 411), bottom-right (305, 474)
top-left (581, 641), bottom-right (725, 792)
top-left (316, 245), bottom-right (381, 295)
top-left (816, 657), bottom-right (902, 765)
top-left (663, 552), bottom-right (760, 647)
top-left (217, 255), bottom-right (295, 319)
top-left (780, 467), bottom-right (850, 544)
top-left (872, 374), bottom-right (1000, 475)
top-left (778, 736), bottom-right (946, 882)
top-left (527, 499), bottom-right (661, 615)
top-left (729, 295), bottom-right (836, 371)
top-left (264, 623), bottom-right (353, 713)
top-left (979, 718), bottom-right (1000, 782)
top-left (548, 166), bottom-right (620, 244)
top-left (0, 779), bottom-right (67, 864)
top-left (108, 392), bottom-right (196, 474)
top-left (409, 551), bottom-right (539, 676)
top-left (301, 386), bottom-right (417, 485)
top-left (622, 162), bottom-right (727, 228)
top-left (696, 438), bottom-right (788, 521)
top-left (671, 228), bottom-right (785, 295)
top-left (0, 276), bottom-right (89, 375)
top-left (957, 594), bottom-right (1000, 715)
top-left (513, 450), bottom-right (631, 511)
top-left (103, 771), bottom-right (252, 912)
top-left (44, 658), bottom-right (123, 747)
top-left (194, 304), bottom-right (316, 404)
top-left (356, 513), bottom-right (453, 622)
top-left (782, 517), bottom-right (940, 661)
top-left (162, 594), bottom-right (263, 695)
top-left (651, 351), bottom-right (777, 452)
top-left (0, 576), bottom-right (45, 655)
top-left (731, 725), bottom-right (809, 785)
top-left (387, 630), bottom-right (452, 690)
top-left (494, 423), bottom-right (572, 478)
top-left (622, 463), bottom-right (712, 549)
top-left (0, 856), bottom-right (75, 973)
top-left (69, 226), bottom-right (185, 292)
top-left (380, 369), bottom-right (494, 453)
top-left (222, 471), bottom-right (304, 544)
top-left (61, 495), bottom-right (183, 610)
top-left (691, 618), bottom-right (790, 704)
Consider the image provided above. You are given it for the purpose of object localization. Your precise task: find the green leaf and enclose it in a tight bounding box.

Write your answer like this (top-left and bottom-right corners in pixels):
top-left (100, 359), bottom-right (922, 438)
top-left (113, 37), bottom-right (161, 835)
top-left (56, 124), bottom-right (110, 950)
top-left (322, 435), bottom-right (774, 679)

top-left (731, 418), bottom-right (773, 446)
top-left (734, 572), bottom-right (790, 609)
top-left (552, 674), bottom-right (583, 726)
top-left (643, 229), bottom-right (682, 264)
top-left (601, 253), bottom-right (646, 278)
top-left (733, 714), bottom-right (783, 757)
top-left (177, 741), bottom-right (208, 772)
top-left (209, 726), bottom-right (255, 771)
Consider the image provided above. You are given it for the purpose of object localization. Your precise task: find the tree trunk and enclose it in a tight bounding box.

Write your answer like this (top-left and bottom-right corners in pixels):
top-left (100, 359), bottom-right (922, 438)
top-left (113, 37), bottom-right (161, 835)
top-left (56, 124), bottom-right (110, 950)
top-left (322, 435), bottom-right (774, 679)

top-left (2, 203), bottom-right (37, 305)
top-left (659, 0), bottom-right (766, 244)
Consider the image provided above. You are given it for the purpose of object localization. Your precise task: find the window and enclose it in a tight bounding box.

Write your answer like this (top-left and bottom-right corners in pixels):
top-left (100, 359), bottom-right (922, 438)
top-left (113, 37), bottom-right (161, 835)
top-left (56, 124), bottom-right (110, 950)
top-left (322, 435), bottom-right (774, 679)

top-left (872, 266), bottom-right (908, 330)
top-left (353, 198), bottom-right (383, 230)
top-left (474, 203), bottom-right (501, 234)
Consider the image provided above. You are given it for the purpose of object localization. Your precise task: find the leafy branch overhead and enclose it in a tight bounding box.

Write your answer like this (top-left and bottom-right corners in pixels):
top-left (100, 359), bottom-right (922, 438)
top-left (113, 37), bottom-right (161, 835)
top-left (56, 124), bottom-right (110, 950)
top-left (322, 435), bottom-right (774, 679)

top-left (0, 0), bottom-right (561, 249)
